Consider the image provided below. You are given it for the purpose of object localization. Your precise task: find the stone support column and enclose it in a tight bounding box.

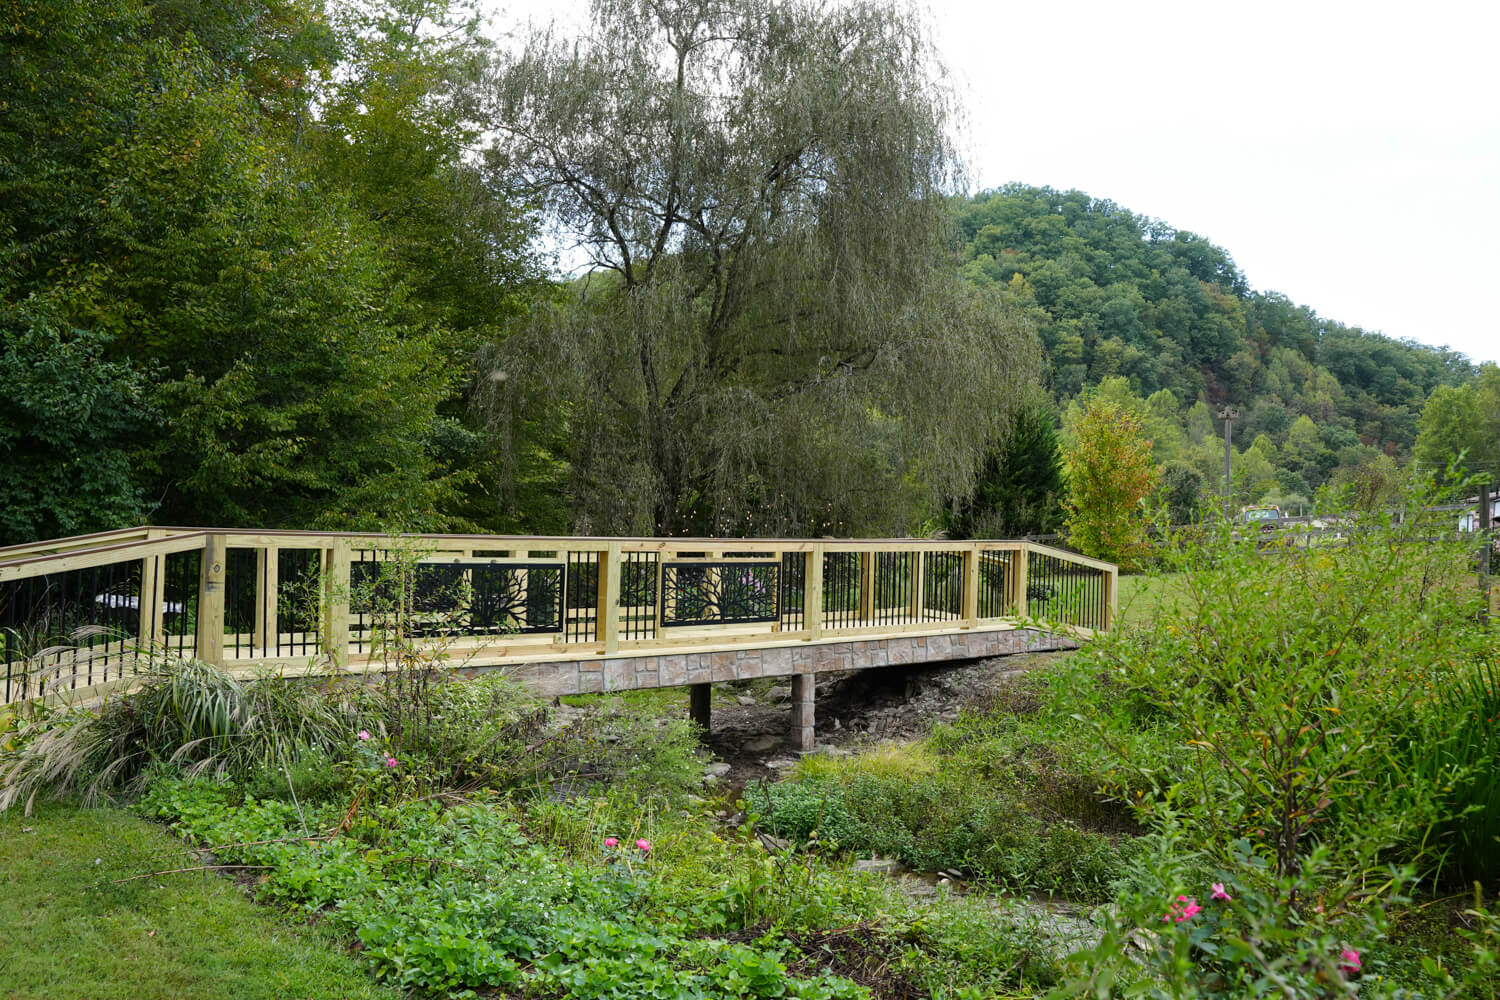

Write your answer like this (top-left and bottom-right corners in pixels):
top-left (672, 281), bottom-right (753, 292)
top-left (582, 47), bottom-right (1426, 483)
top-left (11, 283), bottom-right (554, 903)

top-left (791, 673), bottom-right (815, 752)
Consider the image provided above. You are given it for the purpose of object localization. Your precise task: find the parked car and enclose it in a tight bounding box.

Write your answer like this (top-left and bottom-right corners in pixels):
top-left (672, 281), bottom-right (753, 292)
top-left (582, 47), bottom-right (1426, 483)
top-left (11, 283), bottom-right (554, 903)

top-left (1240, 505), bottom-right (1282, 532)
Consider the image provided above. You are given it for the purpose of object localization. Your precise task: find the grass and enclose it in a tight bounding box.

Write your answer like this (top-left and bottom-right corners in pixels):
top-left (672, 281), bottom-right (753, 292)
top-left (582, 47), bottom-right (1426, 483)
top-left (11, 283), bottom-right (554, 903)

top-left (0, 802), bottom-right (394, 1000)
top-left (558, 686), bottom-right (687, 714)
top-left (1114, 571), bottom-right (1189, 626)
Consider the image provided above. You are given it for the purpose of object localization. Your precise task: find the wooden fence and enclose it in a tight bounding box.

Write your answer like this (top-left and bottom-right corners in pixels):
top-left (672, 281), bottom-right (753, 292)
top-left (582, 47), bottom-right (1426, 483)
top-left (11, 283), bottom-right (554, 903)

top-left (0, 527), bottom-right (1117, 707)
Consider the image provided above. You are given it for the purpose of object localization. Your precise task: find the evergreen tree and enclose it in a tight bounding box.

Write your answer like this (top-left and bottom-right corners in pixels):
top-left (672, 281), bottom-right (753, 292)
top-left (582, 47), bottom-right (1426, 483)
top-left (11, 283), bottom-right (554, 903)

top-left (945, 402), bottom-right (1065, 539)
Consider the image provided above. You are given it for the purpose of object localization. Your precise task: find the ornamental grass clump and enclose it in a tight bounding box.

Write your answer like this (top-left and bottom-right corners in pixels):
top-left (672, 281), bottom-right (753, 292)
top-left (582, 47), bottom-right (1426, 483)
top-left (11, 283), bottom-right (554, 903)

top-left (0, 654), bottom-right (353, 812)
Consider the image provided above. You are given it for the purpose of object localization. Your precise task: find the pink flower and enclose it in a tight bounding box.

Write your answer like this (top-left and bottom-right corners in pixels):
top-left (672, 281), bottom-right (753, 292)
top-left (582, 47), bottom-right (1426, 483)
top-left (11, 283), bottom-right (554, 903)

top-left (1163, 895), bottom-right (1201, 923)
top-left (1340, 948), bottom-right (1362, 974)
top-left (635, 839), bottom-right (651, 852)
top-left (1210, 882), bottom-right (1232, 902)
top-left (385, 757), bottom-right (398, 768)
top-left (603, 837), bottom-right (618, 848)
top-left (358, 730), bottom-right (371, 741)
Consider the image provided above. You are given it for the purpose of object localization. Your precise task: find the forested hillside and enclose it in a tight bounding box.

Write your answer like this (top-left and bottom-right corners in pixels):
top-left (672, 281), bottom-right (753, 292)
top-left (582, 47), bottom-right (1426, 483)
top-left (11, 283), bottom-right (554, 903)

top-left (954, 186), bottom-right (1480, 516)
top-left (0, 2), bottom-right (1486, 547)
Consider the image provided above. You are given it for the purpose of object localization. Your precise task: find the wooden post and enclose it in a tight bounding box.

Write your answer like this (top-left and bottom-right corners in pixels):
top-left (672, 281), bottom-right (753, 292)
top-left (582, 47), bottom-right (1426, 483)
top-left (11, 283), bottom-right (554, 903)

top-left (137, 551), bottom-right (165, 652)
top-left (1103, 565), bottom-right (1118, 631)
top-left (908, 551), bottom-right (925, 622)
top-left (598, 542), bottom-right (621, 653)
top-left (805, 546), bottom-right (823, 639)
top-left (689, 683), bottom-right (711, 731)
top-left (321, 540), bottom-right (351, 669)
top-left (961, 545), bottom-right (980, 627)
top-left (791, 672), bottom-right (815, 752)
top-left (1014, 545), bottom-right (1030, 619)
top-left (858, 550), bottom-right (875, 624)
top-left (253, 546), bottom-right (279, 657)
top-left (196, 534), bottom-right (226, 666)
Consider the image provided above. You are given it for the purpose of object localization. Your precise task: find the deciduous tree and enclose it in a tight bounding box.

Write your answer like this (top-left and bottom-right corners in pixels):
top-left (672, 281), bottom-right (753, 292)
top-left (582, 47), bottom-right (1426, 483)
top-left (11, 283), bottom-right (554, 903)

top-left (483, 0), bottom-right (1040, 535)
top-left (1063, 394), bottom-right (1160, 567)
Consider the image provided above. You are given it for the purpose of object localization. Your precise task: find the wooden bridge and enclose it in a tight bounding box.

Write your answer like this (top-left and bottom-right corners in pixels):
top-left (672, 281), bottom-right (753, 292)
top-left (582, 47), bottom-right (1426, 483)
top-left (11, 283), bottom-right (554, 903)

top-left (0, 528), bottom-right (1116, 749)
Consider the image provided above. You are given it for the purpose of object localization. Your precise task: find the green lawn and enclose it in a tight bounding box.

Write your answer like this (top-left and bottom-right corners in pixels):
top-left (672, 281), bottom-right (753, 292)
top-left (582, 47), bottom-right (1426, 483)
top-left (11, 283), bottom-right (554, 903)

top-left (0, 803), bottom-right (394, 1000)
top-left (1114, 572), bottom-right (1190, 627)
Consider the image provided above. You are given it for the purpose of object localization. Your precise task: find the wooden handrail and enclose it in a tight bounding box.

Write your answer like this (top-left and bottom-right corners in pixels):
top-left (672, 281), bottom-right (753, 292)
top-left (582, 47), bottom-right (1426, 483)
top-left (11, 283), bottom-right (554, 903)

top-left (0, 532), bottom-right (209, 582)
top-left (0, 526), bottom-right (191, 561)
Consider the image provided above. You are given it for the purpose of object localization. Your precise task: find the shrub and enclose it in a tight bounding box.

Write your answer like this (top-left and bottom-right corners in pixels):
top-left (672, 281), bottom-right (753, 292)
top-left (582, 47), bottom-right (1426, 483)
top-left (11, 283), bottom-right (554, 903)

top-left (1051, 809), bottom-right (1500, 1000)
top-left (750, 745), bottom-right (1126, 901)
top-left (351, 673), bottom-right (547, 795)
top-left (1058, 471), bottom-right (1492, 907)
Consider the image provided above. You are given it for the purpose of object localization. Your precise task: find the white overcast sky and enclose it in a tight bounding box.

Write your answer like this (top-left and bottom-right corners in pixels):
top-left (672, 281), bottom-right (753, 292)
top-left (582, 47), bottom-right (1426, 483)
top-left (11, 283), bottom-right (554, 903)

top-left (483, 0), bottom-right (1500, 365)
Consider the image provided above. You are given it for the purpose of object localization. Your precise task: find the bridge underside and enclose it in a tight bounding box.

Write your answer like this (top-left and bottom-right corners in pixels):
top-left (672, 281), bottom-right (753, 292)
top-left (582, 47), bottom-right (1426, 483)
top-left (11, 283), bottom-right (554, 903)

top-left (454, 624), bottom-right (1077, 751)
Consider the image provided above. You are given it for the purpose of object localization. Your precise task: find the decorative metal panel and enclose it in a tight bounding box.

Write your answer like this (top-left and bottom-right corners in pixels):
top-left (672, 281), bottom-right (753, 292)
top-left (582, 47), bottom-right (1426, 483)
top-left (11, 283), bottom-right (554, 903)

top-left (353, 560), bottom-right (565, 640)
top-left (468, 562), bottom-right (564, 634)
top-left (662, 561), bottom-right (779, 627)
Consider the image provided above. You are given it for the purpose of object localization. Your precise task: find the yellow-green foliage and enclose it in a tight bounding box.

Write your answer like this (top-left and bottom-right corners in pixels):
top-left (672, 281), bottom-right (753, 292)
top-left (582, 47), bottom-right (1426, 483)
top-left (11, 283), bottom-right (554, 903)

top-left (1062, 391), bottom-right (1160, 568)
top-left (791, 742), bottom-right (940, 784)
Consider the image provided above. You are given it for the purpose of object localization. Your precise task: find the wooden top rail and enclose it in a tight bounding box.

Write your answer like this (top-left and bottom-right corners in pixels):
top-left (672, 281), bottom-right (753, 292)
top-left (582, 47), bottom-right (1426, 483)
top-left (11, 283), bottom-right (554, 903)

top-left (0, 526), bottom-right (195, 562)
top-left (0, 530), bottom-right (1040, 580)
top-left (0, 531), bottom-right (210, 583)
top-left (1021, 541), bottom-right (1116, 573)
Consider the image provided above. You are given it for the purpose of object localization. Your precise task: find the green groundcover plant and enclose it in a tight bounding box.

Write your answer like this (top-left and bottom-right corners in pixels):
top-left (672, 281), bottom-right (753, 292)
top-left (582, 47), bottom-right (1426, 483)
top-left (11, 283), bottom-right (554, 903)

top-left (750, 741), bottom-right (1128, 902)
top-left (136, 775), bottom-right (864, 999)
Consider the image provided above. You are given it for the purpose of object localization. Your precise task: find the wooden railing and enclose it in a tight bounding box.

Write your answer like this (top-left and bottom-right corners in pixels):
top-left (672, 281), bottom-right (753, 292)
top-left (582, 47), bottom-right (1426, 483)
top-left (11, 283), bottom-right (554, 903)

top-left (0, 528), bottom-right (1117, 706)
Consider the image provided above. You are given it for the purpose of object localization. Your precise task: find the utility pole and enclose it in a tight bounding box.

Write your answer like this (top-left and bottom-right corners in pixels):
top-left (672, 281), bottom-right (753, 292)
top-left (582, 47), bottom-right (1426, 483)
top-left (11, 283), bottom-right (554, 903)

top-left (1481, 483), bottom-right (1493, 625)
top-left (1217, 405), bottom-right (1240, 506)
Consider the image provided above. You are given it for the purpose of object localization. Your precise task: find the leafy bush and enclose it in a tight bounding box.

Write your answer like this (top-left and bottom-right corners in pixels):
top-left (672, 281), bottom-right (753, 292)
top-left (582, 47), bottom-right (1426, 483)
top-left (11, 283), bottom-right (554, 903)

top-left (351, 673), bottom-right (548, 795)
top-left (1050, 808), bottom-right (1500, 1000)
top-left (750, 745), bottom-right (1126, 901)
top-left (1065, 473), bottom-right (1491, 896)
top-left (540, 709), bottom-right (705, 800)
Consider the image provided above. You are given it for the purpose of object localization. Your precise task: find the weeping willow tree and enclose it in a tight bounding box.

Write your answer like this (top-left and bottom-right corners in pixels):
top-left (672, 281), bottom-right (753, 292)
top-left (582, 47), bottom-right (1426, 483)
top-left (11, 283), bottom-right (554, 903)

top-left (481, 0), bottom-right (1040, 536)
